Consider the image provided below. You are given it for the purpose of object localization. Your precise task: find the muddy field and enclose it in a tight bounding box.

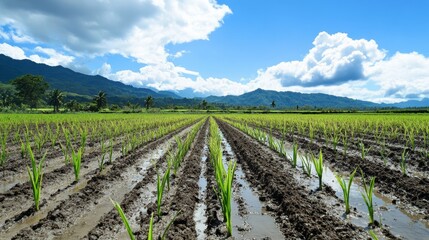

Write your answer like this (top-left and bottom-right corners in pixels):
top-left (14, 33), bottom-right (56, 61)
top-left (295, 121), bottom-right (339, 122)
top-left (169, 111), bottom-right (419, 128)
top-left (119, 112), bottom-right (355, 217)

top-left (1, 114), bottom-right (429, 239)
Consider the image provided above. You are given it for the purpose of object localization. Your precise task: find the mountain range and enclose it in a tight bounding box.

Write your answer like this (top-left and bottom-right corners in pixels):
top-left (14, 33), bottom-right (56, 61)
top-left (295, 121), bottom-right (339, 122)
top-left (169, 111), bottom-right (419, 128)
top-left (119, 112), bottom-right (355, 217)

top-left (206, 89), bottom-right (382, 109)
top-left (0, 54), bottom-right (428, 109)
top-left (0, 54), bottom-right (179, 99)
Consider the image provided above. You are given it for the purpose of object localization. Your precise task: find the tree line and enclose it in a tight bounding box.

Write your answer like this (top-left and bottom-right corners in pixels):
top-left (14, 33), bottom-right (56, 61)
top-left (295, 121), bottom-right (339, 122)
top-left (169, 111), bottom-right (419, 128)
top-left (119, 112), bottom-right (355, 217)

top-left (0, 74), bottom-right (155, 112)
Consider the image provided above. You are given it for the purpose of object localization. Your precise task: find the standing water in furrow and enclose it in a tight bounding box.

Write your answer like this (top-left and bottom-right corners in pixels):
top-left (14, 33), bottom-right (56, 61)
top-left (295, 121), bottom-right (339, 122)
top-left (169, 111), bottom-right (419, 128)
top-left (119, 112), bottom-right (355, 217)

top-left (218, 129), bottom-right (284, 239)
top-left (58, 125), bottom-right (194, 240)
top-left (193, 127), bottom-right (209, 240)
top-left (279, 136), bottom-right (429, 240)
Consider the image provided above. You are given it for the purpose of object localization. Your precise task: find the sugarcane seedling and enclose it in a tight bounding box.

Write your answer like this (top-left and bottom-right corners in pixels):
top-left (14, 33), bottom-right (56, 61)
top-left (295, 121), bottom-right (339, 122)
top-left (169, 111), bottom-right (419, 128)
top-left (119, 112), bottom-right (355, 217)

top-left (80, 128), bottom-right (87, 154)
top-left (360, 169), bottom-right (376, 225)
top-left (0, 140), bottom-right (7, 166)
top-left (59, 142), bottom-right (70, 164)
top-left (27, 144), bottom-right (47, 211)
top-left (110, 198), bottom-right (135, 240)
top-left (156, 168), bottom-right (169, 217)
top-left (312, 150), bottom-right (324, 190)
top-left (331, 133), bottom-right (340, 159)
top-left (166, 153), bottom-right (173, 191)
top-left (214, 160), bottom-right (236, 237)
top-left (279, 140), bottom-right (287, 158)
top-left (342, 134), bottom-right (349, 158)
top-left (108, 139), bottom-right (114, 163)
top-left (121, 140), bottom-right (128, 157)
top-left (148, 210), bottom-right (181, 240)
top-left (148, 212), bottom-right (154, 240)
top-left (379, 140), bottom-right (387, 166)
top-left (309, 125), bottom-right (315, 144)
top-left (20, 139), bottom-right (27, 158)
top-left (335, 168), bottom-right (357, 214)
top-left (71, 148), bottom-right (82, 181)
top-left (99, 139), bottom-right (107, 173)
top-left (359, 141), bottom-right (371, 161)
top-left (287, 142), bottom-right (298, 168)
top-left (369, 230), bottom-right (379, 240)
top-left (300, 152), bottom-right (312, 177)
top-left (400, 149), bottom-right (408, 176)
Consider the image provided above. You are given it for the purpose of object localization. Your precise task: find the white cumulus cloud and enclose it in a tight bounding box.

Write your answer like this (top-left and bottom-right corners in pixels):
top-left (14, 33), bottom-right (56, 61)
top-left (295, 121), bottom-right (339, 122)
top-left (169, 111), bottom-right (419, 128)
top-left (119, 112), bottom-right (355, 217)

top-left (0, 43), bottom-right (27, 59)
top-left (106, 62), bottom-right (248, 96)
top-left (28, 46), bottom-right (74, 66)
top-left (247, 32), bottom-right (429, 103)
top-left (0, 0), bottom-right (231, 64)
top-left (0, 43), bottom-right (74, 67)
top-left (250, 32), bottom-right (385, 88)
top-left (368, 52), bottom-right (429, 101)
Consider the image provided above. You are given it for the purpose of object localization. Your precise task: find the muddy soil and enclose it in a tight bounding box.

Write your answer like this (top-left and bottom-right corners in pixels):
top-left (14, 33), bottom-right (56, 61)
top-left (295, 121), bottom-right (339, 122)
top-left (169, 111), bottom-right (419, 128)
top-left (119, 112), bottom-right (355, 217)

top-left (281, 130), bottom-right (429, 214)
top-left (227, 117), bottom-right (429, 173)
top-left (83, 120), bottom-right (207, 240)
top-left (204, 129), bottom-right (231, 239)
top-left (1, 122), bottom-right (195, 239)
top-left (1, 118), bottom-right (188, 182)
top-left (217, 119), bottom-right (368, 239)
top-left (238, 120), bottom-right (429, 215)
top-left (166, 120), bottom-right (208, 239)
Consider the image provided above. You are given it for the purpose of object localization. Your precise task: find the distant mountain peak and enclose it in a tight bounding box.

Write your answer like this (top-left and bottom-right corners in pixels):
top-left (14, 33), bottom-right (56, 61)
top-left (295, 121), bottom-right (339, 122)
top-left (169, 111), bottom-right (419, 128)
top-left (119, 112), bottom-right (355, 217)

top-left (205, 88), bottom-right (381, 109)
top-left (0, 54), bottom-right (180, 99)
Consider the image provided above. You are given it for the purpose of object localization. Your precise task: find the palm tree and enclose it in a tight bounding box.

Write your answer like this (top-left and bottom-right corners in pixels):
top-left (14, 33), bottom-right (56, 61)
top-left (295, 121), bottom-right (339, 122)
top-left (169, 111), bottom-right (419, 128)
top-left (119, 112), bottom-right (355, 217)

top-left (145, 96), bottom-right (154, 110)
top-left (271, 100), bottom-right (276, 109)
top-left (201, 100), bottom-right (208, 110)
top-left (49, 89), bottom-right (64, 113)
top-left (93, 91), bottom-right (107, 110)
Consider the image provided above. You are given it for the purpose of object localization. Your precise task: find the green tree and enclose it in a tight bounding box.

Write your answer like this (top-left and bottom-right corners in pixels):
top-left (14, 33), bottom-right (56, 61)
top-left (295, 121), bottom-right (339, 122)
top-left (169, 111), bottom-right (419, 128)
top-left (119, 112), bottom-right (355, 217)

top-left (65, 100), bottom-right (81, 112)
top-left (131, 103), bottom-right (140, 112)
top-left (271, 100), bottom-right (276, 108)
top-left (10, 74), bottom-right (49, 109)
top-left (48, 89), bottom-right (64, 113)
top-left (0, 83), bottom-right (16, 107)
top-left (201, 100), bottom-right (208, 110)
top-left (145, 96), bottom-right (154, 110)
top-left (93, 91), bottom-right (107, 110)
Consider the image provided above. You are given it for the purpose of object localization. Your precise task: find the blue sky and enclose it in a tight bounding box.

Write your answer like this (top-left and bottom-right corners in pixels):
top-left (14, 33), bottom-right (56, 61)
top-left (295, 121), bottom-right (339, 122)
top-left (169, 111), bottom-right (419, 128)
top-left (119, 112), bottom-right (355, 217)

top-left (1, 0), bottom-right (429, 103)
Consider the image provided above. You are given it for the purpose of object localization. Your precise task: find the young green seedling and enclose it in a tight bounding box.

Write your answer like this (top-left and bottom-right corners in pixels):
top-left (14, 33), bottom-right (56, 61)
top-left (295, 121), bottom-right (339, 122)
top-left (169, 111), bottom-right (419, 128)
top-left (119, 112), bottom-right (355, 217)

top-left (369, 230), bottom-right (379, 240)
top-left (359, 142), bottom-right (371, 161)
top-left (108, 139), bottom-right (114, 163)
top-left (312, 150), bottom-right (324, 190)
top-left (287, 142), bottom-right (298, 168)
top-left (300, 153), bottom-right (312, 177)
top-left (210, 118), bottom-right (236, 236)
top-left (99, 139), bottom-right (107, 173)
top-left (27, 144), bottom-right (46, 211)
top-left (110, 198), bottom-right (135, 240)
top-left (400, 149), bottom-right (408, 176)
top-left (335, 168), bottom-right (357, 214)
top-left (360, 169), bottom-right (376, 225)
top-left (156, 168), bottom-right (170, 217)
top-left (72, 148), bottom-right (82, 181)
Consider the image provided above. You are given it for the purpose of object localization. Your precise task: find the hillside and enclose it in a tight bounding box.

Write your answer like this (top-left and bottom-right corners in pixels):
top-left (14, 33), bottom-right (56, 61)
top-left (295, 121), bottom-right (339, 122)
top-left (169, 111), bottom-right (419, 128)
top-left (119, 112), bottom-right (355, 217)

top-left (0, 54), bottom-right (179, 99)
top-left (389, 98), bottom-right (429, 108)
top-left (205, 88), bottom-right (381, 109)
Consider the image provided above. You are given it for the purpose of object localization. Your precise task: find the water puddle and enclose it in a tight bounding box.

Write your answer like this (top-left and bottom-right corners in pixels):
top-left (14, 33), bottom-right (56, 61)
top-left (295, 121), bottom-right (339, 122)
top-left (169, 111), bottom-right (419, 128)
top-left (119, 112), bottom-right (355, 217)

top-left (1, 154), bottom-right (66, 194)
top-left (279, 139), bottom-right (429, 240)
top-left (219, 130), bottom-right (284, 239)
top-left (0, 139), bottom-right (118, 195)
top-left (0, 178), bottom-right (89, 239)
top-left (194, 141), bottom-right (208, 240)
top-left (0, 150), bottom-right (122, 227)
top-left (57, 136), bottom-right (179, 239)
top-left (58, 125), bottom-right (193, 240)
